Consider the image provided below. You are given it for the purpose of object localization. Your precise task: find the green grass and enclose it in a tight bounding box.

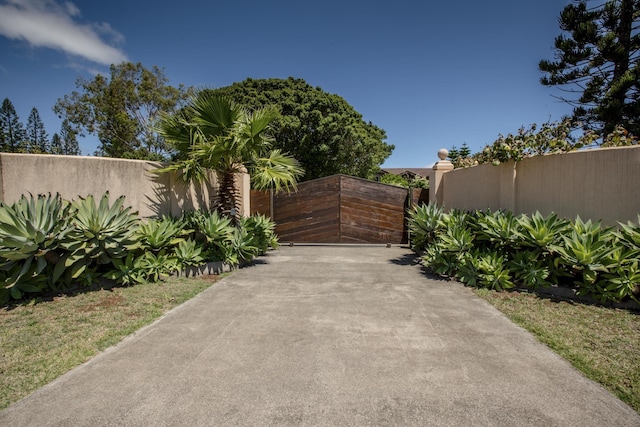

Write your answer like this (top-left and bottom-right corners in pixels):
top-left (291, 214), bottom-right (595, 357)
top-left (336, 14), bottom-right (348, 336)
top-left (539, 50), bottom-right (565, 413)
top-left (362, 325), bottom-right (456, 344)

top-left (474, 288), bottom-right (640, 413)
top-left (0, 275), bottom-right (221, 410)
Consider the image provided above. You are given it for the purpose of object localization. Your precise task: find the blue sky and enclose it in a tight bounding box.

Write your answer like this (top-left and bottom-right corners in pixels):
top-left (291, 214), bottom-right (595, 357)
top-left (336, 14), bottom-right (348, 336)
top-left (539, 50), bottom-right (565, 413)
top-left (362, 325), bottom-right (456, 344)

top-left (0, 0), bottom-right (573, 167)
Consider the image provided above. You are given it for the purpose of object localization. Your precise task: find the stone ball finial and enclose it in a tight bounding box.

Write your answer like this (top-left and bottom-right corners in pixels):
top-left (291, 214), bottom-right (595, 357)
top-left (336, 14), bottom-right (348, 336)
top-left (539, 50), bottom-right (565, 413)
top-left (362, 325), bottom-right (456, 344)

top-left (437, 148), bottom-right (449, 161)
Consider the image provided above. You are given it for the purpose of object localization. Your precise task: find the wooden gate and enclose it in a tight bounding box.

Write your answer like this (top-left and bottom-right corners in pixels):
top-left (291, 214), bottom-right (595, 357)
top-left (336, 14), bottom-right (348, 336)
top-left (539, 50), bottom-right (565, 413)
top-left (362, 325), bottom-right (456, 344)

top-left (250, 175), bottom-right (428, 244)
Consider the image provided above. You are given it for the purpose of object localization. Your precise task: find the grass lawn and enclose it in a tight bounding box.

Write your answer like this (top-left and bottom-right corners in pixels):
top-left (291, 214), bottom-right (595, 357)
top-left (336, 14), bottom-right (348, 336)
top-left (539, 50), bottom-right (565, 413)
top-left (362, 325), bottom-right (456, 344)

top-left (474, 288), bottom-right (640, 413)
top-left (0, 275), bottom-right (221, 410)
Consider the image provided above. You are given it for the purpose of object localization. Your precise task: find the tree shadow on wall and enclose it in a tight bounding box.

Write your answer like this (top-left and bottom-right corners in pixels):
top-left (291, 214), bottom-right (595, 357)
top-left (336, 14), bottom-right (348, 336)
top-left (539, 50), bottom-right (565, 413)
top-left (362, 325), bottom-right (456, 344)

top-left (144, 167), bottom-right (214, 218)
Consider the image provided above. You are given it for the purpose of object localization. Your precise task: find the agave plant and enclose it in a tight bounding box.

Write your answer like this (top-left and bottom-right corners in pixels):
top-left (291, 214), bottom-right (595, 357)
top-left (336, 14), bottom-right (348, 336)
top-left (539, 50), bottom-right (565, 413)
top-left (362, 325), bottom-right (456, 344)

top-left (408, 203), bottom-right (444, 251)
top-left (103, 252), bottom-right (147, 286)
top-left (59, 193), bottom-right (140, 282)
top-left (600, 253), bottom-right (640, 303)
top-left (136, 216), bottom-right (188, 253)
top-left (476, 251), bottom-right (514, 291)
top-left (553, 218), bottom-right (614, 280)
top-left (475, 210), bottom-right (521, 255)
top-left (594, 242), bottom-right (640, 303)
top-left (551, 217), bottom-right (619, 300)
top-left (240, 214), bottom-right (278, 255)
top-left (196, 211), bottom-right (234, 261)
top-left (421, 222), bottom-right (474, 276)
top-left (228, 226), bottom-right (260, 265)
top-left (456, 251), bottom-right (481, 287)
top-left (517, 211), bottom-right (569, 253)
top-left (137, 250), bottom-right (180, 282)
top-left (508, 250), bottom-right (551, 289)
top-left (437, 223), bottom-right (474, 253)
top-left (173, 239), bottom-right (206, 267)
top-left (422, 245), bottom-right (461, 277)
top-left (617, 215), bottom-right (640, 251)
top-left (0, 193), bottom-right (73, 301)
top-left (440, 209), bottom-right (470, 231)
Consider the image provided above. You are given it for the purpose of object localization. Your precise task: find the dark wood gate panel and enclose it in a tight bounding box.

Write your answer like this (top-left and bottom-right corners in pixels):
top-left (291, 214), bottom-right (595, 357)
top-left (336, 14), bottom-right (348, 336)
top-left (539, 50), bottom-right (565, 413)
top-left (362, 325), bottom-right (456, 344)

top-left (250, 175), bottom-right (428, 244)
top-left (339, 176), bottom-right (406, 243)
top-left (271, 175), bottom-right (341, 243)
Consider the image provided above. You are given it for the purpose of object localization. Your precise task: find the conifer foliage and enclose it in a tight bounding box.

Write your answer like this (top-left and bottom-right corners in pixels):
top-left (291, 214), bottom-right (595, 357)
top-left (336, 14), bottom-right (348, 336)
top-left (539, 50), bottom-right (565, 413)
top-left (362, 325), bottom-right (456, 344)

top-left (0, 98), bottom-right (26, 153)
top-left (0, 98), bottom-right (81, 155)
top-left (539, 0), bottom-right (640, 135)
top-left (26, 107), bottom-right (49, 153)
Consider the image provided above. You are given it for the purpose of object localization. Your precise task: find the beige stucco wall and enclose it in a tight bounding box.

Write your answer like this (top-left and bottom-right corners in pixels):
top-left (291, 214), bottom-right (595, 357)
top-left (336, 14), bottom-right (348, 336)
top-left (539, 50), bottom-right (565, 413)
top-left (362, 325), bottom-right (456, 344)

top-left (514, 146), bottom-right (640, 225)
top-left (440, 145), bottom-right (640, 225)
top-left (0, 153), bottom-right (250, 218)
top-left (442, 160), bottom-right (516, 213)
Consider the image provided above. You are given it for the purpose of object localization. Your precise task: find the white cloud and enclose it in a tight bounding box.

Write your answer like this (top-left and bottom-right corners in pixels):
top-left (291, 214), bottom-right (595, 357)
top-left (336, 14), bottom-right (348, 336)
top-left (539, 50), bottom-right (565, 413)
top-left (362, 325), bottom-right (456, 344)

top-left (0, 0), bottom-right (128, 65)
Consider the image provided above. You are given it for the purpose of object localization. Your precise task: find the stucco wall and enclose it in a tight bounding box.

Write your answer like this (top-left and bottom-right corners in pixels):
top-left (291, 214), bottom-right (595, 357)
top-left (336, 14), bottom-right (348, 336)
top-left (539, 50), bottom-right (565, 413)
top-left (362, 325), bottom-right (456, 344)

top-left (440, 145), bottom-right (640, 225)
top-left (441, 161), bottom-right (512, 212)
top-left (0, 153), bottom-right (250, 218)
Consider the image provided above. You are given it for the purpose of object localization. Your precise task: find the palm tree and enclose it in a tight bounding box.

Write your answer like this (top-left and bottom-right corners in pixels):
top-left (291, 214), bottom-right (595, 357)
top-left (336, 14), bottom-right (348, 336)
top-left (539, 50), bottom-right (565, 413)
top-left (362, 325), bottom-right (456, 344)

top-left (156, 91), bottom-right (303, 221)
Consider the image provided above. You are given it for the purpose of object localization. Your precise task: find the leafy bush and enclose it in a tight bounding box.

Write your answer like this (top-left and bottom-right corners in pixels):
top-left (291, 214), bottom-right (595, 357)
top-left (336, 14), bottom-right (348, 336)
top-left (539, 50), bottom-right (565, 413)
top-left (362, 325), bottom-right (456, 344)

top-left (193, 210), bottom-right (235, 262)
top-left (241, 214), bottom-right (278, 255)
top-left (508, 251), bottom-right (551, 289)
top-left (136, 251), bottom-right (180, 282)
top-left (173, 239), bottom-right (206, 267)
top-left (136, 216), bottom-right (188, 253)
top-left (449, 121), bottom-right (636, 169)
top-left (380, 173), bottom-right (428, 189)
top-left (475, 251), bottom-right (514, 291)
top-left (474, 210), bottom-right (520, 256)
top-left (103, 252), bottom-right (147, 286)
top-left (410, 204), bottom-right (640, 304)
top-left (0, 194), bottom-right (73, 302)
top-left (61, 193), bottom-right (140, 280)
top-left (0, 192), bottom-right (279, 304)
top-left (408, 203), bottom-right (444, 251)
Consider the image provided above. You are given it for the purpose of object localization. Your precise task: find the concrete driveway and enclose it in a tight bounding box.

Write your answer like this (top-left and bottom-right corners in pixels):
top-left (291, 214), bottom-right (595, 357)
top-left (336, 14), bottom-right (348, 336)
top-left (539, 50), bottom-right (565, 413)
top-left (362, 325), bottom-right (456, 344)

top-left (1, 245), bottom-right (638, 426)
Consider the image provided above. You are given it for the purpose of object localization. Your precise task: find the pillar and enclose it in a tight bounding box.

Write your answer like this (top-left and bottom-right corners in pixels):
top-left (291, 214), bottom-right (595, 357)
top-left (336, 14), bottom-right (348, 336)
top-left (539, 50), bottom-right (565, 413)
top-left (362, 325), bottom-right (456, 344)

top-left (429, 148), bottom-right (454, 205)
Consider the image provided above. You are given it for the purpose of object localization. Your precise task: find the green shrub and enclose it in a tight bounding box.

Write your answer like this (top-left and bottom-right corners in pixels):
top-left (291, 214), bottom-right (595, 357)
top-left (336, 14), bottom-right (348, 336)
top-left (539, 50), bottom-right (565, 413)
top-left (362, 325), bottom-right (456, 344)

top-left (474, 210), bottom-right (520, 256)
top-left (421, 220), bottom-right (473, 277)
top-left (194, 210), bottom-right (235, 262)
top-left (228, 227), bottom-right (260, 265)
top-left (136, 216), bottom-right (188, 253)
top-left (476, 251), bottom-right (514, 291)
top-left (508, 251), bottom-right (551, 289)
top-left (178, 210), bottom-right (279, 266)
top-left (408, 203), bottom-right (444, 251)
top-left (0, 194), bottom-right (73, 302)
top-left (0, 191), bottom-right (278, 304)
top-left (410, 207), bottom-right (640, 304)
top-left (241, 214), bottom-right (278, 255)
top-left (103, 252), bottom-right (147, 286)
top-left (137, 251), bottom-right (180, 282)
top-left (173, 239), bottom-right (206, 267)
top-left (618, 215), bottom-right (640, 250)
top-left (60, 193), bottom-right (140, 283)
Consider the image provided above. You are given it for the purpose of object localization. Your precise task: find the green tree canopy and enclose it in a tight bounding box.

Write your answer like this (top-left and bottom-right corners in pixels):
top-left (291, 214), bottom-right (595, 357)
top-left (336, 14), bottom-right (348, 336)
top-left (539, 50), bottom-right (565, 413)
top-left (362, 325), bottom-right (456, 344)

top-left (26, 107), bottom-right (49, 153)
top-left (0, 98), bottom-right (26, 153)
top-left (54, 62), bottom-right (191, 160)
top-left (205, 77), bottom-right (394, 181)
top-left (59, 119), bottom-right (81, 155)
top-left (539, 0), bottom-right (640, 135)
top-left (50, 133), bottom-right (63, 155)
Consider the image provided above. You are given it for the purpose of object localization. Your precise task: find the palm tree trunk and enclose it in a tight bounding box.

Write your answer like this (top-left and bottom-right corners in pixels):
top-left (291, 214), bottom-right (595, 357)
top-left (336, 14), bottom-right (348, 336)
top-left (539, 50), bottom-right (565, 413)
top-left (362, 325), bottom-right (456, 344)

top-left (213, 170), bottom-right (241, 223)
